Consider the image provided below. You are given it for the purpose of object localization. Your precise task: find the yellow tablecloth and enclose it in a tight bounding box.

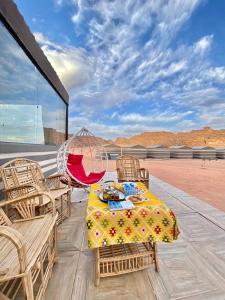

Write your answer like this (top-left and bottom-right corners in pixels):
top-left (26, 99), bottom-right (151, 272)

top-left (86, 182), bottom-right (179, 248)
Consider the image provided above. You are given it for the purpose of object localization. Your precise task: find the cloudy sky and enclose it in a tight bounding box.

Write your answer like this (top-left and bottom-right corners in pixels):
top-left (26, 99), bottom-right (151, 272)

top-left (15, 0), bottom-right (225, 139)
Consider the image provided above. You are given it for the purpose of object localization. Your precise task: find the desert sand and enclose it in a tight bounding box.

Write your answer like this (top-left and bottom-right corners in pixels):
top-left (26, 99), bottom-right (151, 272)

top-left (107, 159), bottom-right (225, 212)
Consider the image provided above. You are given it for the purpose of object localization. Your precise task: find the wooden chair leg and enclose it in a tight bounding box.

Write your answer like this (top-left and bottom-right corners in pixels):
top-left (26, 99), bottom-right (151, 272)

top-left (23, 271), bottom-right (34, 300)
top-left (95, 248), bottom-right (100, 287)
top-left (153, 242), bottom-right (159, 272)
top-left (60, 195), bottom-right (63, 223)
top-left (68, 190), bottom-right (71, 217)
top-left (54, 225), bottom-right (58, 262)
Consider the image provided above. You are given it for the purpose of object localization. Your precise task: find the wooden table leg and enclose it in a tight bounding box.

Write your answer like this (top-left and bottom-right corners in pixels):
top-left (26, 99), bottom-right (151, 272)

top-left (95, 248), bottom-right (100, 287)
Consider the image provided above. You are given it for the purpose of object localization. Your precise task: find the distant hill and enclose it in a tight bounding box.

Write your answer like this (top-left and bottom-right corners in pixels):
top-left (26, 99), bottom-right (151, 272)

top-left (114, 127), bottom-right (225, 147)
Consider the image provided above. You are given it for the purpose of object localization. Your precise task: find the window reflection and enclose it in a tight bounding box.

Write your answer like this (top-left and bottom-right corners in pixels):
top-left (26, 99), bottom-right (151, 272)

top-left (0, 21), bottom-right (67, 145)
top-left (0, 104), bottom-right (44, 143)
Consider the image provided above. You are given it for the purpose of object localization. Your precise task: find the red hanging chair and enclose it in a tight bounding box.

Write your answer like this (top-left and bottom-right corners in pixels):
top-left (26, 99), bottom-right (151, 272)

top-left (66, 154), bottom-right (105, 186)
top-left (57, 128), bottom-right (107, 188)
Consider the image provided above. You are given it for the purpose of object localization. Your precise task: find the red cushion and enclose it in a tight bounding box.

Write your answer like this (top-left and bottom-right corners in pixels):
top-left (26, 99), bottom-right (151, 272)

top-left (87, 171), bottom-right (106, 183)
top-left (67, 154), bottom-right (83, 165)
top-left (66, 153), bottom-right (105, 185)
top-left (67, 163), bottom-right (86, 178)
top-left (67, 164), bottom-right (105, 185)
top-left (89, 171), bottom-right (106, 179)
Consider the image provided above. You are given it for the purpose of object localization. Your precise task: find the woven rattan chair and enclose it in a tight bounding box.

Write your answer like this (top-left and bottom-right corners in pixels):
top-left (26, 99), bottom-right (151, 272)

top-left (0, 192), bottom-right (58, 299)
top-left (0, 158), bottom-right (71, 224)
top-left (116, 155), bottom-right (149, 188)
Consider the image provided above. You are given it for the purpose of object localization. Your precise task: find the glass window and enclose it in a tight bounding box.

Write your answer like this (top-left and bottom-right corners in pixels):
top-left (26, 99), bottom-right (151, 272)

top-left (0, 21), bottom-right (67, 145)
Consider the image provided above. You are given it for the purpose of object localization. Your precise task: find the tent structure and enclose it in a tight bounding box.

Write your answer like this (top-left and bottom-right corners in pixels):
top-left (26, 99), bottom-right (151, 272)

top-left (169, 145), bottom-right (192, 159)
top-left (147, 145), bottom-right (170, 159)
top-left (192, 146), bottom-right (216, 160)
top-left (57, 127), bottom-right (108, 188)
top-left (122, 144), bottom-right (147, 159)
top-left (216, 148), bottom-right (225, 159)
top-left (103, 143), bottom-right (122, 160)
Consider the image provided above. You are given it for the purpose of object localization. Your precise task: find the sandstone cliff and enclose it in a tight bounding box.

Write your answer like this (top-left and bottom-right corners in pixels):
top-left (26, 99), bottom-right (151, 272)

top-left (114, 127), bottom-right (225, 147)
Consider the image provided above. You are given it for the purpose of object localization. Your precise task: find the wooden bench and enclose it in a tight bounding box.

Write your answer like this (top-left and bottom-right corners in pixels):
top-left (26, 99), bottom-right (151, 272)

top-left (0, 158), bottom-right (71, 224)
top-left (0, 192), bottom-right (58, 300)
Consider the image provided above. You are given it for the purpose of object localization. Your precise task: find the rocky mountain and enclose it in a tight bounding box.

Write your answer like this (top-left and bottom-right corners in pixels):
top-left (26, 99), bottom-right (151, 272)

top-left (114, 127), bottom-right (225, 147)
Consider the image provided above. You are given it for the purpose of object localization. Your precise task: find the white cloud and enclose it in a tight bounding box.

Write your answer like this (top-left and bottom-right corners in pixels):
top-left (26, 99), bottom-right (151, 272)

top-left (34, 32), bottom-right (59, 49)
top-left (207, 67), bottom-right (225, 82)
top-left (54, 0), bottom-right (66, 6)
top-left (120, 113), bottom-right (148, 123)
top-left (69, 110), bottom-right (196, 139)
top-left (71, 0), bottom-right (83, 24)
top-left (194, 35), bottom-right (213, 54)
top-left (119, 111), bottom-right (193, 124)
top-left (34, 32), bottom-right (95, 90)
top-left (111, 112), bottom-right (118, 119)
top-left (69, 116), bottom-right (159, 139)
top-left (35, 0), bottom-right (225, 137)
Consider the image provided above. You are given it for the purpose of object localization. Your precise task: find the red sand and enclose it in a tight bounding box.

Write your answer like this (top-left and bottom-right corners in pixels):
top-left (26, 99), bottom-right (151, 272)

top-left (107, 159), bottom-right (225, 212)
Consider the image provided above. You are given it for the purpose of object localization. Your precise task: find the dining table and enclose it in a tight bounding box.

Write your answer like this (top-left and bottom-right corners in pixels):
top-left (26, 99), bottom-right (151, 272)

top-left (86, 182), bottom-right (179, 286)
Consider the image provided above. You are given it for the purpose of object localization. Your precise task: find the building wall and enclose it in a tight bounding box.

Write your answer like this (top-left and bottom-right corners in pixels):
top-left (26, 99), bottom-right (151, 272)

top-left (0, 2), bottom-right (69, 200)
top-left (0, 20), bottom-right (67, 146)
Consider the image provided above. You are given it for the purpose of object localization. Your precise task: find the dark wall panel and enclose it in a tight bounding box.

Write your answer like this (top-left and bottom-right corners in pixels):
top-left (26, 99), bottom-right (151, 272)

top-left (0, 142), bottom-right (58, 153)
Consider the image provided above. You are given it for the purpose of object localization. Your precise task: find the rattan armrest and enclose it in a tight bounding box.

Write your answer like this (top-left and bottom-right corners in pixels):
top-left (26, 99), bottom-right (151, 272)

top-left (116, 168), bottom-right (123, 179)
top-left (138, 168), bottom-right (149, 179)
top-left (50, 172), bottom-right (72, 188)
top-left (45, 173), bottom-right (70, 190)
top-left (0, 225), bottom-right (26, 274)
top-left (4, 183), bottom-right (42, 193)
top-left (40, 192), bottom-right (56, 215)
top-left (0, 192), bottom-right (56, 216)
top-left (0, 269), bottom-right (9, 276)
top-left (45, 173), bottom-right (63, 179)
top-left (62, 173), bottom-right (72, 187)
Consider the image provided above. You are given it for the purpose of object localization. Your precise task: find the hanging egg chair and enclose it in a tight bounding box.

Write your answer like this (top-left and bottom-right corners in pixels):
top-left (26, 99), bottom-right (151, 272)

top-left (57, 127), bottom-right (108, 188)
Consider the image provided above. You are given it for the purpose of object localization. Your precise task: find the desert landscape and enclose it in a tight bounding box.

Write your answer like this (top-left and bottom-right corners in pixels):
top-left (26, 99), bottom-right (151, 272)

top-left (102, 126), bottom-right (225, 212)
top-left (106, 158), bottom-right (225, 212)
top-left (114, 126), bottom-right (225, 147)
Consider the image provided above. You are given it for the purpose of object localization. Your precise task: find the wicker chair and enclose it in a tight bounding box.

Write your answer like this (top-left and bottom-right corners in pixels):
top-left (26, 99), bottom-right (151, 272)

top-left (0, 158), bottom-right (71, 224)
top-left (0, 192), bottom-right (58, 299)
top-left (116, 155), bottom-right (149, 188)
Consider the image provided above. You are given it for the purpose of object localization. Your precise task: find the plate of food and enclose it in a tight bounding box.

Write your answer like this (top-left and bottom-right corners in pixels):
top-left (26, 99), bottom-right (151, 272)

top-left (126, 194), bottom-right (145, 204)
top-left (98, 190), bottom-right (125, 203)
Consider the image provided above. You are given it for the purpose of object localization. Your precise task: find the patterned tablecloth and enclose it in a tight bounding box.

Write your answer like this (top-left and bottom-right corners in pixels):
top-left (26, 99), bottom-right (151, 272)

top-left (86, 182), bottom-right (179, 249)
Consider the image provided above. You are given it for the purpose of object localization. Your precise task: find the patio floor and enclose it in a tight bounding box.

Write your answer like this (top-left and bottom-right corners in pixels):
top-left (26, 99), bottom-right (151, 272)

top-left (45, 173), bottom-right (225, 300)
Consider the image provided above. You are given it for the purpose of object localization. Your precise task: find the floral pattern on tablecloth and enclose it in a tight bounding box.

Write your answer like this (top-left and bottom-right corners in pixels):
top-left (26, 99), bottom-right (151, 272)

top-left (86, 182), bottom-right (179, 248)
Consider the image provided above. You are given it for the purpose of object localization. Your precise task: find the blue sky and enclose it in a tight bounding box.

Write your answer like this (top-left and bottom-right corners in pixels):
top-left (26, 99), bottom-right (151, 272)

top-left (15, 0), bottom-right (225, 139)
